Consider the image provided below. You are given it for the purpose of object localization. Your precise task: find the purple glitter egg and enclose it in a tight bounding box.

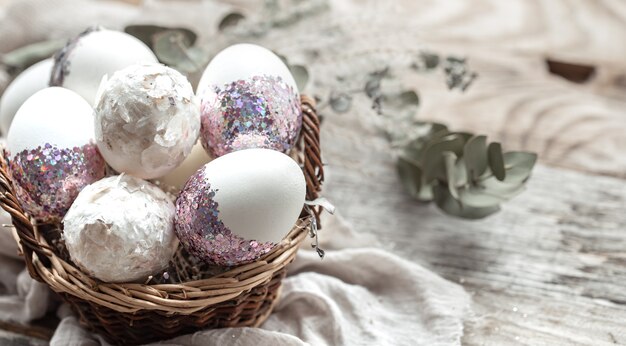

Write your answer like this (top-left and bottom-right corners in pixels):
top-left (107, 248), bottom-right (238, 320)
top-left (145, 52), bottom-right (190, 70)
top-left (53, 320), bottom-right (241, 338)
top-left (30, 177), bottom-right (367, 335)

top-left (174, 149), bottom-right (306, 267)
top-left (7, 143), bottom-right (106, 222)
top-left (174, 167), bottom-right (276, 266)
top-left (5, 87), bottom-right (106, 223)
top-left (199, 75), bottom-right (302, 158)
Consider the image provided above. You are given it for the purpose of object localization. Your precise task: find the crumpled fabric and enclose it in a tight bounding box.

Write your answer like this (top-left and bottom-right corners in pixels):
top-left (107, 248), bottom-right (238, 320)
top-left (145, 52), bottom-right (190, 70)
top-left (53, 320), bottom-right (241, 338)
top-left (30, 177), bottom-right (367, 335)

top-left (46, 214), bottom-right (470, 346)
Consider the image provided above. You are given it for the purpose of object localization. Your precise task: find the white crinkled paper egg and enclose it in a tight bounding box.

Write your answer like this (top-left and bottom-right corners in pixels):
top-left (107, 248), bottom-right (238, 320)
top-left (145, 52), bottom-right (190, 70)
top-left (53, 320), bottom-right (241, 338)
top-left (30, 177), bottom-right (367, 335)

top-left (0, 58), bottom-right (53, 135)
top-left (95, 63), bottom-right (201, 180)
top-left (63, 175), bottom-right (178, 283)
top-left (50, 27), bottom-right (158, 105)
top-left (174, 148), bottom-right (306, 267)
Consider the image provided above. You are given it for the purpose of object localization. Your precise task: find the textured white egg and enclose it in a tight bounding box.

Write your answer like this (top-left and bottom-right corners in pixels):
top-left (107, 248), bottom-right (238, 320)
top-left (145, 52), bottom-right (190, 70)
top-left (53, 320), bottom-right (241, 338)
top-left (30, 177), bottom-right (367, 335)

top-left (197, 44), bottom-right (302, 158)
top-left (174, 148), bottom-right (306, 266)
top-left (63, 175), bottom-right (178, 283)
top-left (95, 64), bottom-right (200, 180)
top-left (0, 58), bottom-right (53, 135)
top-left (6, 87), bottom-right (105, 222)
top-left (50, 27), bottom-right (157, 105)
top-left (157, 140), bottom-right (213, 192)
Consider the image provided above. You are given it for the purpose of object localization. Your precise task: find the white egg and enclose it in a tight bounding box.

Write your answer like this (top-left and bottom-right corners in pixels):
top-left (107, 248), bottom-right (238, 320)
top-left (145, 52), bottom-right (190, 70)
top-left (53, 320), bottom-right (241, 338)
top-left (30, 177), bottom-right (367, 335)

top-left (6, 87), bottom-right (105, 222)
top-left (50, 27), bottom-right (158, 105)
top-left (197, 43), bottom-right (298, 96)
top-left (95, 64), bottom-right (200, 180)
top-left (156, 140), bottom-right (213, 192)
top-left (63, 175), bottom-right (178, 283)
top-left (0, 58), bottom-right (53, 135)
top-left (174, 148), bottom-right (306, 266)
top-left (197, 44), bottom-right (302, 158)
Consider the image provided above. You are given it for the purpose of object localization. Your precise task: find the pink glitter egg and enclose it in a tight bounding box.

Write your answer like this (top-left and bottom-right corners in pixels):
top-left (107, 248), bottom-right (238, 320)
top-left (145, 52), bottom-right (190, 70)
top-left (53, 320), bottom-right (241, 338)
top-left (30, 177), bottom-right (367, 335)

top-left (174, 148), bottom-right (306, 267)
top-left (197, 44), bottom-right (302, 158)
top-left (6, 87), bottom-right (106, 222)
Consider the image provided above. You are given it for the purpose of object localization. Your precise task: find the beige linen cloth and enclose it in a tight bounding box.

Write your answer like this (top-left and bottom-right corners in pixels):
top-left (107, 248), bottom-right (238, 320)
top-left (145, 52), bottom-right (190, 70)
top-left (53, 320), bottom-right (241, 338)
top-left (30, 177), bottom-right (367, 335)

top-left (0, 0), bottom-right (472, 344)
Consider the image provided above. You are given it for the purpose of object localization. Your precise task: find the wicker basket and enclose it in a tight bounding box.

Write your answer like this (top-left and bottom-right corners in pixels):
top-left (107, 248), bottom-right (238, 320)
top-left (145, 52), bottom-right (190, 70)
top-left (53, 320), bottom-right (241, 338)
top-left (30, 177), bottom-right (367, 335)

top-left (0, 96), bottom-right (324, 345)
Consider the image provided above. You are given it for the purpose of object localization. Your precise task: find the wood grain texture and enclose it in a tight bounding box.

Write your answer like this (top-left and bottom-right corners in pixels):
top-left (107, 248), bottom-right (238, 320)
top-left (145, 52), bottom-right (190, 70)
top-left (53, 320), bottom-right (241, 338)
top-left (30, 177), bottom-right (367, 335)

top-left (234, 1), bottom-right (626, 344)
top-left (2, 0), bottom-right (626, 344)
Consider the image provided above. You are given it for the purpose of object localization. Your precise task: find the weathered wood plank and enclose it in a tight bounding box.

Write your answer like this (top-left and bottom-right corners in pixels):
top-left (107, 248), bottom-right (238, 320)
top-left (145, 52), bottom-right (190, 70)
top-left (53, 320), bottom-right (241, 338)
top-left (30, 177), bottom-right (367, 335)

top-left (320, 107), bottom-right (626, 344)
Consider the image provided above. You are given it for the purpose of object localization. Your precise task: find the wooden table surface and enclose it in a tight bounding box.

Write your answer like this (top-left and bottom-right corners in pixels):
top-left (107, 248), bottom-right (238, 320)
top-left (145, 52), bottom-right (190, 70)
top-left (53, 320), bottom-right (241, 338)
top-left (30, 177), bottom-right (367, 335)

top-left (1, 0), bottom-right (626, 345)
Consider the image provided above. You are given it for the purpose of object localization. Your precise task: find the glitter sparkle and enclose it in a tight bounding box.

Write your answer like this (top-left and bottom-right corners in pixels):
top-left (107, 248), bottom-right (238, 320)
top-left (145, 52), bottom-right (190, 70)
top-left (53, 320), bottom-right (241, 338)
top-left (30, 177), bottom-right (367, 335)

top-left (174, 168), bottom-right (276, 266)
top-left (7, 143), bottom-right (106, 222)
top-left (200, 75), bottom-right (301, 157)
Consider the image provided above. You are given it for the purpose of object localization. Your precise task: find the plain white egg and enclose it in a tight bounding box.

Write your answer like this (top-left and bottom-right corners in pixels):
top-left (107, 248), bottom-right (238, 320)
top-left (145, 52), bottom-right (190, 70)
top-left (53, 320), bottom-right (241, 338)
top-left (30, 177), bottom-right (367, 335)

top-left (50, 27), bottom-right (158, 105)
top-left (156, 140), bottom-right (213, 192)
top-left (0, 58), bottom-right (53, 135)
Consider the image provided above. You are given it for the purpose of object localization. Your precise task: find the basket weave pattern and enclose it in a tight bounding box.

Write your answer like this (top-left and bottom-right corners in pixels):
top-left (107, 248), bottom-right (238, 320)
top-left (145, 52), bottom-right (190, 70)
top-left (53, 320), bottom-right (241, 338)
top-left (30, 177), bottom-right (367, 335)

top-left (0, 96), bottom-right (323, 345)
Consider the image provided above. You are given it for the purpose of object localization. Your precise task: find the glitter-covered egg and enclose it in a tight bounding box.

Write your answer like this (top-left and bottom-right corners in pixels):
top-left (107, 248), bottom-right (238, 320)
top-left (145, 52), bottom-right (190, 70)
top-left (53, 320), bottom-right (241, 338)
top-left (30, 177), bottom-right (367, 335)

top-left (50, 26), bottom-right (158, 105)
top-left (174, 148), bottom-right (306, 267)
top-left (95, 63), bottom-right (201, 180)
top-left (197, 44), bottom-right (302, 158)
top-left (63, 175), bottom-right (178, 283)
top-left (0, 58), bottom-right (53, 135)
top-left (6, 87), bottom-right (106, 222)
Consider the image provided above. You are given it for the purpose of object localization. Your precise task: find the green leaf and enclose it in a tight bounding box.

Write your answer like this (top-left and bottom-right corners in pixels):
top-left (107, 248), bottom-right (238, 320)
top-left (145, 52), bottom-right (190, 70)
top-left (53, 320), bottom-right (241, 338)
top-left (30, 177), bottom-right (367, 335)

top-left (458, 184), bottom-right (509, 208)
top-left (422, 135), bottom-right (465, 182)
top-left (218, 12), bottom-right (246, 31)
top-left (503, 152), bottom-right (537, 184)
top-left (1, 39), bottom-right (65, 75)
top-left (480, 176), bottom-right (526, 200)
top-left (404, 123), bottom-right (449, 156)
top-left (125, 25), bottom-right (196, 50)
top-left (433, 184), bottom-right (500, 219)
top-left (329, 91), bottom-right (352, 113)
top-left (488, 142), bottom-right (505, 181)
top-left (381, 90), bottom-right (420, 121)
top-left (289, 64), bottom-right (309, 91)
top-left (443, 152), bottom-right (460, 199)
top-left (152, 30), bottom-right (205, 73)
top-left (397, 156), bottom-right (422, 199)
top-left (464, 135), bottom-right (488, 183)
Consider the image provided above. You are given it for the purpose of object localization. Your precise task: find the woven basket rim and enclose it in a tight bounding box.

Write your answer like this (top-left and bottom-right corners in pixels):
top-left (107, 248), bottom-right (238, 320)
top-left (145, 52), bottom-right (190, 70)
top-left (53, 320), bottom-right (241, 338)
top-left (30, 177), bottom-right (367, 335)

top-left (0, 95), bottom-right (323, 315)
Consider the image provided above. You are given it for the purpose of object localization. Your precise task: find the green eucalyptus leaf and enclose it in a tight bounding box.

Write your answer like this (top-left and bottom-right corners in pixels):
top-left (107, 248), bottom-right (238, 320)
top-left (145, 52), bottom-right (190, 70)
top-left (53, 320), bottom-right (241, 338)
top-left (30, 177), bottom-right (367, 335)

top-left (464, 135), bottom-right (488, 183)
top-left (454, 156), bottom-right (468, 187)
top-left (488, 142), bottom-right (506, 181)
top-left (125, 25), bottom-right (196, 50)
top-left (329, 91), bottom-right (352, 113)
top-left (365, 77), bottom-right (381, 99)
top-left (381, 90), bottom-right (419, 121)
top-left (405, 122), bottom-right (449, 156)
top-left (1, 39), bottom-right (65, 75)
top-left (503, 152), bottom-right (538, 184)
top-left (458, 184), bottom-right (509, 208)
top-left (218, 12), bottom-right (246, 31)
top-left (152, 30), bottom-right (203, 72)
top-left (443, 152), bottom-right (460, 199)
top-left (480, 176), bottom-right (526, 199)
top-left (289, 64), bottom-right (309, 90)
top-left (272, 50), bottom-right (289, 67)
top-left (397, 156), bottom-right (422, 199)
top-left (422, 135), bottom-right (465, 182)
top-left (433, 184), bottom-right (500, 219)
